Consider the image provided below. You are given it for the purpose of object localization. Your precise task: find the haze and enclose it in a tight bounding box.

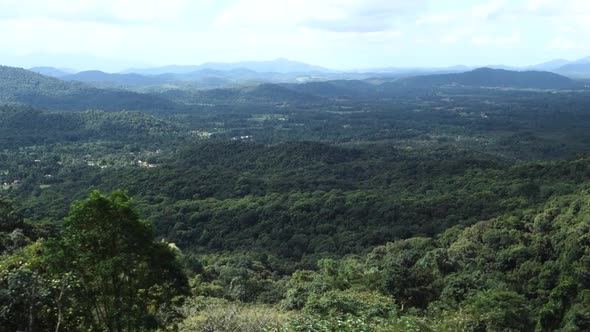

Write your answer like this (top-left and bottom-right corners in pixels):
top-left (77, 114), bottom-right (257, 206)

top-left (0, 0), bottom-right (589, 72)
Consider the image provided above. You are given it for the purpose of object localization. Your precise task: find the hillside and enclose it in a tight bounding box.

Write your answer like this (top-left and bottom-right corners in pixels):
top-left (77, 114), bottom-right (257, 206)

top-left (269, 188), bottom-right (590, 330)
top-left (0, 65), bottom-right (84, 98)
top-left (277, 68), bottom-right (583, 101)
top-left (284, 80), bottom-right (378, 99)
top-left (161, 82), bottom-right (322, 105)
top-left (29, 66), bottom-right (72, 77)
top-left (62, 70), bottom-right (165, 86)
top-left (396, 68), bottom-right (581, 89)
top-left (0, 66), bottom-right (178, 111)
top-left (0, 106), bottom-right (185, 148)
top-left (557, 63), bottom-right (590, 77)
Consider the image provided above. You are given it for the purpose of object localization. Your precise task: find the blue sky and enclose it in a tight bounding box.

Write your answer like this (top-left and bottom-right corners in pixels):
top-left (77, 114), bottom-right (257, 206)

top-left (0, 0), bottom-right (589, 71)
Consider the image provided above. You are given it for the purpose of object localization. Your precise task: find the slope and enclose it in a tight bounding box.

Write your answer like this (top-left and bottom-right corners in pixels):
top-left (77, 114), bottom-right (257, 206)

top-left (395, 68), bottom-right (582, 89)
top-left (0, 66), bottom-right (178, 111)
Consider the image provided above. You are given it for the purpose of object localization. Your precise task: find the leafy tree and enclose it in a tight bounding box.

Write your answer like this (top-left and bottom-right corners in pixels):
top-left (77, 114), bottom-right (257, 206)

top-left (43, 190), bottom-right (188, 331)
top-left (0, 196), bottom-right (27, 253)
top-left (462, 290), bottom-right (533, 332)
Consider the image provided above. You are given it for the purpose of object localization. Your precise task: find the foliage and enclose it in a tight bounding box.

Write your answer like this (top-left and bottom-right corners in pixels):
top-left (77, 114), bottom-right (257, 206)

top-left (3, 69), bottom-right (590, 331)
top-left (1, 191), bottom-right (188, 332)
top-left (178, 297), bottom-right (288, 332)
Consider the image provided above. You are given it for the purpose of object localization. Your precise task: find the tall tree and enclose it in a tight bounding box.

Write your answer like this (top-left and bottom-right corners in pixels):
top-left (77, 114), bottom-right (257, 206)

top-left (44, 190), bottom-right (188, 331)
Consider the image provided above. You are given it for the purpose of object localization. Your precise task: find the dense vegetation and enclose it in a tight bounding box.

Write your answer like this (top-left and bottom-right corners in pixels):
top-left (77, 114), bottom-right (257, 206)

top-left (3, 66), bottom-right (590, 331)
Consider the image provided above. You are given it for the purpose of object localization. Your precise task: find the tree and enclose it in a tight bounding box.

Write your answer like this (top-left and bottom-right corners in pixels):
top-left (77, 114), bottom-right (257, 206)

top-left (462, 290), bottom-right (533, 332)
top-left (0, 196), bottom-right (26, 253)
top-left (44, 190), bottom-right (188, 332)
top-left (0, 241), bottom-right (55, 332)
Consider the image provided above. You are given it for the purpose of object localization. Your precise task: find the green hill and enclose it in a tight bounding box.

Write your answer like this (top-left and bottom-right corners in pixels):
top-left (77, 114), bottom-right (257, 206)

top-left (0, 66), bottom-right (178, 111)
top-left (0, 106), bottom-right (185, 147)
top-left (395, 67), bottom-right (581, 89)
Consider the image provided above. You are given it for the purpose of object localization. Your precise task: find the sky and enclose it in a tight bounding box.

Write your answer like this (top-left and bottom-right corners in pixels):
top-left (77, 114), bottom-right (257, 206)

top-left (0, 0), bottom-right (589, 72)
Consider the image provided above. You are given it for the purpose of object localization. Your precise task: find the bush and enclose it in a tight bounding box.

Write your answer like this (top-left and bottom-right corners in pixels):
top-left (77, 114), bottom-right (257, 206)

top-left (178, 297), bottom-right (288, 332)
top-left (304, 289), bottom-right (396, 319)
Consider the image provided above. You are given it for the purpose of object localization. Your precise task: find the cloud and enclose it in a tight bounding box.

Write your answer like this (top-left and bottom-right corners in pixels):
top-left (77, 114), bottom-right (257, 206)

top-left (214, 0), bottom-right (426, 33)
top-left (303, 0), bottom-right (428, 32)
top-left (0, 0), bottom-right (215, 24)
top-left (416, 14), bottom-right (455, 26)
top-left (0, 0), bottom-right (589, 70)
top-left (470, 0), bottom-right (507, 20)
top-left (547, 37), bottom-right (590, 51)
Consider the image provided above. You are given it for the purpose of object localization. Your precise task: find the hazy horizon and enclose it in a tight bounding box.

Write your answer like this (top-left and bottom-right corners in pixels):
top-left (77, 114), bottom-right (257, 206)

top-left (11, 55), bottom-right (590, 74)
top-left (1, 0), bottom-right (590, 72)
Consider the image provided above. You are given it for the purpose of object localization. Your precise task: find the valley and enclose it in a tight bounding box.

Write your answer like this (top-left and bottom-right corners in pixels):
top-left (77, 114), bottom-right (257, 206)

top-left (2, 64), bottom-right (590, 331)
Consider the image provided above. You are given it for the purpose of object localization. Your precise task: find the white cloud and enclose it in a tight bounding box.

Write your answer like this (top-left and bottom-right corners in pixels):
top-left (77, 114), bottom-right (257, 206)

top-left (213, 0), bottom-right (426, 33)
top-left (0, 0), bottom-right (589, 70)
top-left (416, 14), bottom-right (455, 26)
top-left (547, 37), bottom-right (590, 51)
top-left (0, 0), bottom-right (215, 23)
top-left (470, 0), bottom-right (507, 19)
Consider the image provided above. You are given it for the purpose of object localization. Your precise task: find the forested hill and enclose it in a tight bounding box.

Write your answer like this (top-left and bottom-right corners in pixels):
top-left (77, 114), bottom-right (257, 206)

top-left (277, 187), bottom-right (590, 331)
top-left (0, 66), bottom-right (178, 111)
top-left (61, 70), bottom-right (165, 87)
top-left (394, 67), bottom-right (582, 89)
top-left (0, 65), bottom-right (82, 96)
top-left (1, 65), bottom-right (586, 111)
top-left (161, 83), bottom-right (322, 105)
top-left (0, 106), bottom-right (185, 147)
top-left (278, 68), bottom-right (584, 100)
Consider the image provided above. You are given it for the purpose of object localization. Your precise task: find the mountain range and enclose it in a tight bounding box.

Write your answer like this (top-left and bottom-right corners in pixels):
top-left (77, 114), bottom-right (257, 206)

top-left (1, 64), bottom-right (586, 113)
top-left (366, 56), bottom-right (590, 76)
top-left (120, 58), bottom-right (335, 75)
top-left (25, 56), bottom-right (590, 90)
top-left (393, 67), bottom-right (581, 90)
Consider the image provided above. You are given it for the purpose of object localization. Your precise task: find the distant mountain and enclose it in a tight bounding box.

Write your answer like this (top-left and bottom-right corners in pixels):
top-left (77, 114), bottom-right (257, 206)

top-left (63, 68), bottom-right (302, 89)
top-left (556, 63), bottom-right (590, 77)
top-left (395, 68), bottom-right (581, 89)
top-left (571, 56), bottom-right (590, 64)
top-left (0, 66), bottom-right (177, 111)
top-left (29, 66), bottom-right (73, 77)
top-left (120, 65), bottom-right (201, 76)
top-left (284, 80), bottom-right (378, 99)
top-left (357, 56), bottom-right (590, 76)
top-left (61, 70), bottom-right (168, 87)
top-left (351, 64), bottom-right (481, 76)
top-left (272, 68), bottom-right (583, 101)
top-left (197, 58), bottom-right (335, 73)
top-left (122, 58), bottom-right (336, 75)
top-left (66, 67), bottom-right (359, 90)
top-left (0, 107), bottom-right (184, 148)
top-left (517, 56), bottom-right (590, 76)
top-left (527, 59), bottom-right (571, 71)
top-left (162, 82), bottom-right (322, 105)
